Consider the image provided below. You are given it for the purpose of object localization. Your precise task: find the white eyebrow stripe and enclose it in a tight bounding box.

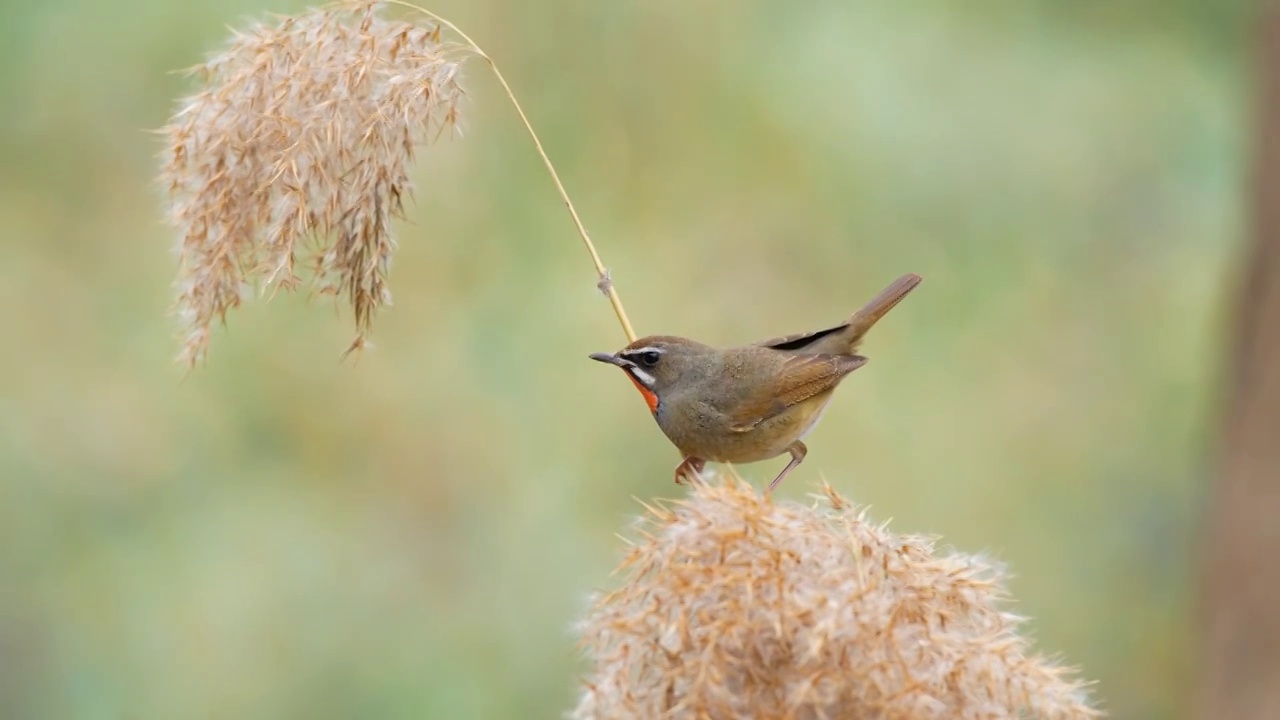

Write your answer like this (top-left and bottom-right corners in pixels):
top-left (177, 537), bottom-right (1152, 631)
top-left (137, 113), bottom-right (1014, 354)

top-left (621, 346), bottom-right (664, 358)
top-left (626, 366), bottom-right (657, 389)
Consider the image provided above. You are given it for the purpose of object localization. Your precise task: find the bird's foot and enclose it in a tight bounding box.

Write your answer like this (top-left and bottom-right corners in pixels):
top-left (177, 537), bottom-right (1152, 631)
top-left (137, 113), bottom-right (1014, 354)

top-left (766, 441), bottom-right (808, 495)
top-left (674, 457), bottom-right (707, 485)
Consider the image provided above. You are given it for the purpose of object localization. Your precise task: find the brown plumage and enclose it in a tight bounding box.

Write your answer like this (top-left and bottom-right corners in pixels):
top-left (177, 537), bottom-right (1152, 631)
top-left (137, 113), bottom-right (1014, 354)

top-left (590, 273), bottom-right (921, 492)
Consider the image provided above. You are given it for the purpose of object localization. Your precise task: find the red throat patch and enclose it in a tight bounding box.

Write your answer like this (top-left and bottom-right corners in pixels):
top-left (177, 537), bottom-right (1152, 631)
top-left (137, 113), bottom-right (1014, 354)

top-left (624, 371), bottom-right (660, 414)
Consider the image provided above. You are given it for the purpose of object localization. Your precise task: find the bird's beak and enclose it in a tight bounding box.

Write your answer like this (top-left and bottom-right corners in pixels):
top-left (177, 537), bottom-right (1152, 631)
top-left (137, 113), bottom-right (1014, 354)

top-left (588, 351), bottom-right (631, 368)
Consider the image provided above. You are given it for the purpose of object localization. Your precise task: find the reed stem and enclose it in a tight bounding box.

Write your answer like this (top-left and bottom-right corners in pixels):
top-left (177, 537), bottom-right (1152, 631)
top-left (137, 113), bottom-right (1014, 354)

top-left (379, 0), bottom-right (638, 343)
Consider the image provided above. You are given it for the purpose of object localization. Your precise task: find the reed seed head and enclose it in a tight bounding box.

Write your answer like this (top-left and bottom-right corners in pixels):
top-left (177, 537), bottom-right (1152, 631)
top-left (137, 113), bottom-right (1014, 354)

top-left (158, 1), bottom-right (469, 366)
top-left (571, 477), bottom-right (1101, 720)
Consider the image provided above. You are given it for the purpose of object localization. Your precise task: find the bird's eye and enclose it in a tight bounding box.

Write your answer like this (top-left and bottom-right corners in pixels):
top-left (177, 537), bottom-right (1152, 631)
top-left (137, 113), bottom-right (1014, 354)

top-left (639, 350), bottom-right (661, 366)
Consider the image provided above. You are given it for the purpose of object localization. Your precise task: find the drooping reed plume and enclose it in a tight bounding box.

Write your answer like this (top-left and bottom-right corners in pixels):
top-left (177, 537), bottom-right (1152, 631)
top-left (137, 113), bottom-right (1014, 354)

top-left (158, 1), bottom-right (469, 366)
top-left (571, 477), bottom-right (1101, 720)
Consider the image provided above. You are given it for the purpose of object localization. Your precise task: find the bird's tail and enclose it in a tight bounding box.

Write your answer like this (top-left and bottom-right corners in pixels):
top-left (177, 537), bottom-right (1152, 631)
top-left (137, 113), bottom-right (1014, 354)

top-left (844, 273), bottom-right (922, 351)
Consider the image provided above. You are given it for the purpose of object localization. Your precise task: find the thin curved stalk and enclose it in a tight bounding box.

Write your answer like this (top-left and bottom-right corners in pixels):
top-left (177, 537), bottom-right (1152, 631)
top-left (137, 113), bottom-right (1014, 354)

top-left (379, 0), bottom-right (638, 343)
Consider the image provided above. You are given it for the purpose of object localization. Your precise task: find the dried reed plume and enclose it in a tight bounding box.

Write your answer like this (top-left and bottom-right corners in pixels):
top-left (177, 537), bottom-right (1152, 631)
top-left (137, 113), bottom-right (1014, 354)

top-left (158, 2), bottom-right (468, 366)
top-left (159, 0), bottom-right (638, 366)
top-left (572, 477), bottom-right (1100, 720)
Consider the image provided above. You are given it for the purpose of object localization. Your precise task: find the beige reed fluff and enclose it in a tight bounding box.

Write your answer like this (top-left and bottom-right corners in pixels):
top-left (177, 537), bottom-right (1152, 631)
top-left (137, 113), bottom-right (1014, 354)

top-left (571, 476), bottom-right (1100, 719)
top-left (158, 1), bottom-right (468, 366)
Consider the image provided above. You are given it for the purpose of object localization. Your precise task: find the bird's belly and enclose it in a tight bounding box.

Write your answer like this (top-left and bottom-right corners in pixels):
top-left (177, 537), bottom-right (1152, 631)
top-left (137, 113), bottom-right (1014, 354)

top-left (680, 394), bottom-right (834, 464)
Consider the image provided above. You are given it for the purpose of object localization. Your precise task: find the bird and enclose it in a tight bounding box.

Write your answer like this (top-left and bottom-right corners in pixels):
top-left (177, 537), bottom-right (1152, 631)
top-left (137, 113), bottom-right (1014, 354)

top-left (589, 273), bottom-right (921, 493)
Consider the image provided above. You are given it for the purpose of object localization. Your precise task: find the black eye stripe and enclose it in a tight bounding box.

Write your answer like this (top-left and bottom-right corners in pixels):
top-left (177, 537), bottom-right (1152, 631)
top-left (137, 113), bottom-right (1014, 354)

top-left (621, 348), bottom-right (662, 366)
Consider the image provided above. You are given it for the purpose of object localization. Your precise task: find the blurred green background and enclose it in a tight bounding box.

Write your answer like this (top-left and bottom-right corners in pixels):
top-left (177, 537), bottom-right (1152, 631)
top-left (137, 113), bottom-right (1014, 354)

top-left (0, 0), bottom-right (1250, 717)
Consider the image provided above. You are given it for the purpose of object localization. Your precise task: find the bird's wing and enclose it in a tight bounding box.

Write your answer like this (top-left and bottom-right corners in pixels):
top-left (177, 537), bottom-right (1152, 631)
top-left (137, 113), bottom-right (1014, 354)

top-left (727, 353), bottom-right (867, 432)
top-left (752, 323), bottom-right (848, 352)
top-left (753, 273), bottom-right (921, 354)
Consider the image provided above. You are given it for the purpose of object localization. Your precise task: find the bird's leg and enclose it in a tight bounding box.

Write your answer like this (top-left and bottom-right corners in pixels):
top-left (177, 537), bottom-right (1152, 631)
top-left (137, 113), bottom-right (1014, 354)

top-left (674, 456), bottom-right (707, 485)
top-left (766, 441), bottom-right (808, 494)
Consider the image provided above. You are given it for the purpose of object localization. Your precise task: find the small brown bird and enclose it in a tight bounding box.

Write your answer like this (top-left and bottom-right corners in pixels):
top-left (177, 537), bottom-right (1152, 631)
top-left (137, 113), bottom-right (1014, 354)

top-left (590, 273), bottom-right (921, 492)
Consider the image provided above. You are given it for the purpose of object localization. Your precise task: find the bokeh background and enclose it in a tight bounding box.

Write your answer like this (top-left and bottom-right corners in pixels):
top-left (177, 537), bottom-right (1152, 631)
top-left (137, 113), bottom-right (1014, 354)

top-left (0, 0), bottom-right (1253, 717)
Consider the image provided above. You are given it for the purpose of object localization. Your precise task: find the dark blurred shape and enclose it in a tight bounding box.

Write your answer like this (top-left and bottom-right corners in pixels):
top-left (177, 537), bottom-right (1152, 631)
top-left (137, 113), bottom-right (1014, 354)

top-left (1201, 5), bottom-right (1280, 719)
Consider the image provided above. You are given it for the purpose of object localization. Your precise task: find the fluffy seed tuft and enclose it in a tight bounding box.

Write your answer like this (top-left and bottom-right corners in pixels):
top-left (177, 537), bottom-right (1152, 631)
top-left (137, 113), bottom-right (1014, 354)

top-left (571, 476), bottom-right (1102, 720)
top-left (158, 1), bottom-right (469, 366)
